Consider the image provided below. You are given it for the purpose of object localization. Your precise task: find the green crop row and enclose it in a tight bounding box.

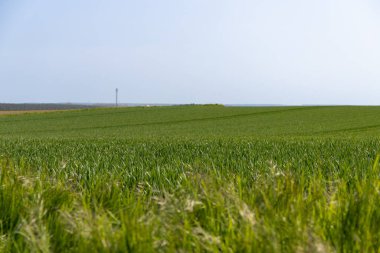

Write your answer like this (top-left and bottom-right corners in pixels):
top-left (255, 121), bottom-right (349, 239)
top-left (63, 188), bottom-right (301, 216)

top-left (2, 106), bottom-right (380, 138)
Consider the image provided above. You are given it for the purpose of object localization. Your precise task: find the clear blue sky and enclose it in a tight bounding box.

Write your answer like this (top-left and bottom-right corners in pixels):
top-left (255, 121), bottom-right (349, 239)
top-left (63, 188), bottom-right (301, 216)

top-left (1, 0), bottom-right (380, 105)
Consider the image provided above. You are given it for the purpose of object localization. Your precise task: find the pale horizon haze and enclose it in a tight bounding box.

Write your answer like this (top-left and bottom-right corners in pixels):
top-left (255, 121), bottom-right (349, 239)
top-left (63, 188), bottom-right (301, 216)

top-left (1, 0), bottom-right (380, 105)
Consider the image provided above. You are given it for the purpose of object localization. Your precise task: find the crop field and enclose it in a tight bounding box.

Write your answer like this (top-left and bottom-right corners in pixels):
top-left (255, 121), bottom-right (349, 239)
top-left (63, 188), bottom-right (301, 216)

top-left (0, 111), bottom-right (63, 116)
top-left (1, 105), bottom-right (380, 252)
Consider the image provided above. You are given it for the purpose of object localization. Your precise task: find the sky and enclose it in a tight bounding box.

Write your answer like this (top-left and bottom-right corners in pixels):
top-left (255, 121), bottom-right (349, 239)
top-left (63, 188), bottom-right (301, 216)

top-left (1, 0), bottom-right (380, 105)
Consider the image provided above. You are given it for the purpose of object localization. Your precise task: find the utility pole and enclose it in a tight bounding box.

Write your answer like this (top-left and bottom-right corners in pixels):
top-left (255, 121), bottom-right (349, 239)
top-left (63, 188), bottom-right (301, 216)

top-left (115, 88), bottom-right (118, 107)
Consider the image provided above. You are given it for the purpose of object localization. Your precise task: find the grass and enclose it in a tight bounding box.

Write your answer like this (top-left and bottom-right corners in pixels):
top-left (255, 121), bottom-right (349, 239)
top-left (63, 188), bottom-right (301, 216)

top-left (1, 105), bottom-right (380, 252)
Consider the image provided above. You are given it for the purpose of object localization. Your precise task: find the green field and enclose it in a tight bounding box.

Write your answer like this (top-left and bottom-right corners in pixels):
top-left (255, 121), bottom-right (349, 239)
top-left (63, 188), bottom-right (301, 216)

top-left (1, 105), bottom-right (380, 252)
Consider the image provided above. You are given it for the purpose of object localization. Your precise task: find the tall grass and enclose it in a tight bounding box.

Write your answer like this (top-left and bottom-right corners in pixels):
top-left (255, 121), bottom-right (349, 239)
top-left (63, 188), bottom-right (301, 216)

top-left (1, 138), bottom-right (380, 252)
